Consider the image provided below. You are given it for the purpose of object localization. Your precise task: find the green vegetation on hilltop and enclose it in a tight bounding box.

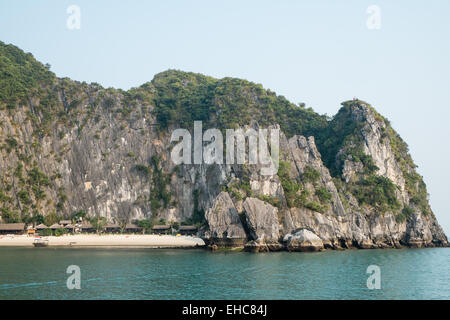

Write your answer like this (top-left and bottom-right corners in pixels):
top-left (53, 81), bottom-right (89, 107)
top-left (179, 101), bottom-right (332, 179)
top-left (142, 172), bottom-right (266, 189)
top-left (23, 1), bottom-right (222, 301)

top-left (150, 70), bottom-right (328, 137)
top-left (314, 100), bottom-right (368, 176)
top-left (0, 41), bottom-right (55, 106)
top-left (151, 70), bottom-right (217, 129)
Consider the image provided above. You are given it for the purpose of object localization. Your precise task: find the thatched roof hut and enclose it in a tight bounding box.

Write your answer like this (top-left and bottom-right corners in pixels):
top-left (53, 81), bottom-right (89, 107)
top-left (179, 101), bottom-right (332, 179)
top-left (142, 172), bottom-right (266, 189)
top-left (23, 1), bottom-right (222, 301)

top-left (152, 225), bottom-right (171, 234)
top-left (49, 223), bottom-right (61, 230)
top-left (178, 225), bottom-right (198, 235)
top-left (152, 225), bottom-right (171, 230)
top-left (35, 224), bottom-right (48, 230)
top-left (125, 223), bottom-right (142, 233)
top-left (0, 223), bottom-right (26, 234)
top-left (81, 221), bottom-right (94, 232)
top-left (179, 225), bottom-right (197, 231)
top-left (105, 223), bottom-right (120, 232)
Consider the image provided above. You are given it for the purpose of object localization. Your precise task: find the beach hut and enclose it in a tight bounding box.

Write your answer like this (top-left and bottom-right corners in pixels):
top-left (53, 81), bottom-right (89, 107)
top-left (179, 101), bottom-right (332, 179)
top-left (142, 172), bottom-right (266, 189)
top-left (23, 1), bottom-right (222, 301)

top-left (105, 223), bottom-right (120, 233)
top-left (49, 223), bottom-right (61, 230)
top-left (125, 223), bottom-right (142, 234)
top-left (35, 223), bottom-right (49, 235)
top-left (81, 221), bottom-right (95, 233)
top-left (179, 225), bottom-right (198, 236)
top-left (152, 225), bottom-right (171, 235)
top-left (64, 224), bottom-right (75, 232)
top-left (59, 220), bottom-right (72, 226)
top-left (0, 223), bottom-right (26, 235)
top-left (35, 223), bottom-right (48, 231)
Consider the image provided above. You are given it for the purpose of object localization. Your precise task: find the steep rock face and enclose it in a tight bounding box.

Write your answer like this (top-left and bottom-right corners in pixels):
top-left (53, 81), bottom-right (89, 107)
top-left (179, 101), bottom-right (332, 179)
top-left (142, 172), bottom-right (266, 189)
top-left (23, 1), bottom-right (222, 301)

top-left (0, 85), bottom-right (158, 223)
top-left (283, 134), bottom-right (346, 217)
top-left (242, 197), bottom-right (282, 251)
top-left (343, 103), bottom-right (406, 199)
top-left (243, 197), bottom-right (279, 242)
top-left (203, 191), bottom-right (246, 246)
top-left (169, 163), bottom-right (227, 221)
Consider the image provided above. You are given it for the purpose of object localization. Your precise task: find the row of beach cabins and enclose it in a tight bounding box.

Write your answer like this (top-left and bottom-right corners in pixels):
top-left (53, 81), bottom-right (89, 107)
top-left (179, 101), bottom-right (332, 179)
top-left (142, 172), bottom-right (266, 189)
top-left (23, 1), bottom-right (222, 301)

top-left (0, 221), bottom-right (198, 236)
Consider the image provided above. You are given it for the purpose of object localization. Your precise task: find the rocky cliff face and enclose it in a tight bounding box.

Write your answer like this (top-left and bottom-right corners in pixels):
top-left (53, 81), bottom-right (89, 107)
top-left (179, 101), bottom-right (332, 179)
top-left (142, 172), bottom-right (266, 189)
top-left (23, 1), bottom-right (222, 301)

top-left (0, 42), bottom-right (447, 250)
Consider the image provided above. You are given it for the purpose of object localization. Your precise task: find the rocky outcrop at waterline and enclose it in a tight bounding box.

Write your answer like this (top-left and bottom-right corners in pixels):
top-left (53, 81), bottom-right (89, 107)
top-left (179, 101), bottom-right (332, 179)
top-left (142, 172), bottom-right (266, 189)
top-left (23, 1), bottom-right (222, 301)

top-left (201, 104), bottom-right (448, 251)
top-left (204, 191), bottom-right (246, 247)
top-left (0, 42), bottom-right (447, 252)
top-left (242, 197), bottom-right (283, 252)
top-left (284, 229), bottom-right (324, 252)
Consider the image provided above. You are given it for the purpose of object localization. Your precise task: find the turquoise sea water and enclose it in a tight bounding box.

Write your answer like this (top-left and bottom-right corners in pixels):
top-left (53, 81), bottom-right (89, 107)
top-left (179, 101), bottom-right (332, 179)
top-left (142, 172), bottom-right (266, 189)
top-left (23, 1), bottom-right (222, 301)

top-left (0, 247), bottom-right (449, 300)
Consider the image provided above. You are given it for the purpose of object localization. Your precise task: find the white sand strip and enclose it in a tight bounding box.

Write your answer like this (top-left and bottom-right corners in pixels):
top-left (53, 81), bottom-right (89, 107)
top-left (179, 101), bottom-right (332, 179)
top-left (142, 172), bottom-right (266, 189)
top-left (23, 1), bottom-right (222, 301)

top-left (0, 234), bottom-right (205, 248)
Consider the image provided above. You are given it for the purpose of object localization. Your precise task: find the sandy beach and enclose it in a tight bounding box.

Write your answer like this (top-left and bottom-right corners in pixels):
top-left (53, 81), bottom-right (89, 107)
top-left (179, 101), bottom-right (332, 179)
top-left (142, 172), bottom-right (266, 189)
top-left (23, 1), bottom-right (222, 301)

top-left (0, 234), bottom-right (205, 248)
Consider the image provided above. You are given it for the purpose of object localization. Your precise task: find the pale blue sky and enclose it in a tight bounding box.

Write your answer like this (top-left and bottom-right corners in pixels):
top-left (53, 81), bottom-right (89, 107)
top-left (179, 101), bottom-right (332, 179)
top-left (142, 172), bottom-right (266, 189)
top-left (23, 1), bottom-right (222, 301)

top-left (1, 0), bottom-right (449, 234)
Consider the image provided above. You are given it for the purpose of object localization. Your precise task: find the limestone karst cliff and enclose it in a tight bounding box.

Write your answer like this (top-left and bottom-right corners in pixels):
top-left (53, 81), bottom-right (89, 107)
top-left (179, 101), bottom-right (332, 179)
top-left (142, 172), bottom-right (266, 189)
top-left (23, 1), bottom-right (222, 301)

top-left (0, 42), bottom-right (447, 250)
